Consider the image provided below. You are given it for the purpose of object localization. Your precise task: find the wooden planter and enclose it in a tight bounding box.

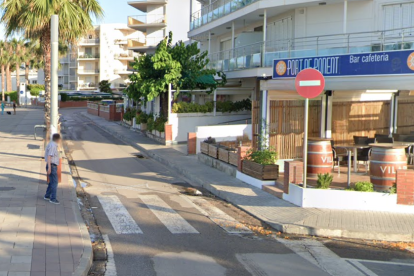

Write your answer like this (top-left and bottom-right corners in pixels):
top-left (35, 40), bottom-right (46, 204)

top-left (242, 160), bottom-right (279, 180)
top-left (229, 151), bottom-right (238, 167)
top-left (140, 123), bottom-right (147, 131)
top-left (218, 148), bottom-right (230, 163)
top-left (200, 142), bottom-right (209, 155)
top-left (208, 144), bottom-right (218, 158)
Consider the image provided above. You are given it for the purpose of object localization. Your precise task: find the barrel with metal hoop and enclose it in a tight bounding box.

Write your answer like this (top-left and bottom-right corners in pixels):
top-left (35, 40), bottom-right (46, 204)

top-left (369, 144), bottom-right (407, 191)
top-left (307, 138), bottom-right (333, 176)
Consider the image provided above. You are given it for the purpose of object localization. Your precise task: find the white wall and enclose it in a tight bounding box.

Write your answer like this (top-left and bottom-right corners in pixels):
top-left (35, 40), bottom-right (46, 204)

top-left (167, 0), bottom-right (195, 43)
top-left (0, 72), bottom-right (44, 91)
top-left (194, 123), bottom-right (252, 153)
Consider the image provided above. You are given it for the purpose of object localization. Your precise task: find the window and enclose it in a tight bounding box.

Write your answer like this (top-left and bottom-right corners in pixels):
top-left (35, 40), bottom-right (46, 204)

top-left (32, 80), bottom-right (37, 84)
top-left (383, 3), bottom-right (414, 30)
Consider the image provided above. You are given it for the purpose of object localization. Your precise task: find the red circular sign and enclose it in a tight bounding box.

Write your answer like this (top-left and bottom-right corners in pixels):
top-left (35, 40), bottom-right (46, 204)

top-left (295, 69), bottom-right (325, 99)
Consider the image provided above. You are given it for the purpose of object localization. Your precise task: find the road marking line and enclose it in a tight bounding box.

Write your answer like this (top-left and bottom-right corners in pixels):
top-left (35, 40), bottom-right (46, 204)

top-left (347, 260), bottom-right (378, 276)
top-left (343, 258), bottom-right (414, 267)
top-left (140, 195), bottom-right (199, 234)
top-left (103, 235), bottom-right (117, 276)
top-left (181, 196), bottom-right (252, 234)
top-left (275, 237), bottom-right (367, 276)
top-left (97, 195), bottom-right (143, 234)
top-left (299, 80), bottom-right (321, 86)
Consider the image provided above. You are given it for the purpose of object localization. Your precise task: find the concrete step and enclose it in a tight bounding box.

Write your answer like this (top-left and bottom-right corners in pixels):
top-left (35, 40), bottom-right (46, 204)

top-left (262, 185), bottom-right (284, 199)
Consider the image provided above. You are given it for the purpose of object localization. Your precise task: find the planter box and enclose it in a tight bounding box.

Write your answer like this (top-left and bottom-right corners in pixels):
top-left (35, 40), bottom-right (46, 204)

top-left (123, 119), bottom-right (132, 126)
top-left (208, 144), bottom-right (218, 158)
top-left (229, 151), bottom-right (238, 167)
top-left (242, 160), bottom-right (279, 180)
top-left (161, 132), bottom-right (165, 138)
top-left (201, 142), bottom-right (209, 155)
top-left (218, 148), bottom-right (230, 163)
top-left (140, 123), bottom-right (147, 131)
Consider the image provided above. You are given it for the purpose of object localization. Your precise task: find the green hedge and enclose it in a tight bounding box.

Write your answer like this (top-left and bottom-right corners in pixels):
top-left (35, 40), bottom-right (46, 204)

top-left (4, 91), bottom-right (18, 102)
top-left (27, 84), bottom-right (45, 97)
top-left (172, 99), bottom-right (251, 113)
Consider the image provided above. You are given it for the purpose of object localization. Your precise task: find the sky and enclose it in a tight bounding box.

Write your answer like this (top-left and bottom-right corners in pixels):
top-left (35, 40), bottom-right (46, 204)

top-left (0, 0), bottom-right (141, 37)
top-left (94, 0), bottom-right (141, 25)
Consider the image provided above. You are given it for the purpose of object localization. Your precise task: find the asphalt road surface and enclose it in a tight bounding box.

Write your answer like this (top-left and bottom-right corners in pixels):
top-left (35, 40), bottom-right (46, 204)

top-left (61, 108), bottom-right (414, 276)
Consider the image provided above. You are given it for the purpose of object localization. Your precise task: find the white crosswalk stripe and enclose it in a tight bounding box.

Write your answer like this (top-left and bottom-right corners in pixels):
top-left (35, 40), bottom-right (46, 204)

top-left (97, 195), bottom-right (143, 234)
top-left (181, 195), bottom-right (252, 234)
top-left (140, 195), bottom-right (199, 234)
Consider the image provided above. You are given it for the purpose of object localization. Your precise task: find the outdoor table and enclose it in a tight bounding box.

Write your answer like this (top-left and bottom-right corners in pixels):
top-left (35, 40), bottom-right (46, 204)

top-left (334, 144), bottom-right (371, 187)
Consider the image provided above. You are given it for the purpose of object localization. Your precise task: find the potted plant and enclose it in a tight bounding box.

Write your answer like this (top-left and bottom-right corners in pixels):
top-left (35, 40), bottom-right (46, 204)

top-left (201, 137), bottom-right (215, 155)
top-left (243, 147), bottom-right (279, 180)
top-left (139, 113), bottom-right (148, 131)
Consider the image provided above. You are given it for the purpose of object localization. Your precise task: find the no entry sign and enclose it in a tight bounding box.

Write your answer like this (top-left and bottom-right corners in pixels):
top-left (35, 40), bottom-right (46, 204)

top-left (295, 68), bottom-right (325, 99)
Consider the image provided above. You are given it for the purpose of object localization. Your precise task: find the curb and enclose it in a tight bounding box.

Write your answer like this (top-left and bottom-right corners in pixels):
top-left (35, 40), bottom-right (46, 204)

top-left (79, 112), bottom-right (414, 242)
top-left (61, 151), bottom-right (93, 276)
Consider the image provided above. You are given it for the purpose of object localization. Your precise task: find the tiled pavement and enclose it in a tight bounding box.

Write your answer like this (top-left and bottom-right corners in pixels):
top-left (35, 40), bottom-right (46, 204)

top-left (0, 108), bottom-right (91, 276)
top-left (81, 110), bottom-right (414, 242)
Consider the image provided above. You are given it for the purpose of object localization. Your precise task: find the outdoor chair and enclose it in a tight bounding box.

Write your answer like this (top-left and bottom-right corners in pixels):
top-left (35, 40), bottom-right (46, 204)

top-left (376, 136), bottom-right (394, 143)
top-left (357, 138), bottom-right (376, 173)
top-left (353, 136), bottom-right (369, 156)
top-left (331, 140), bottom-right (348, 175)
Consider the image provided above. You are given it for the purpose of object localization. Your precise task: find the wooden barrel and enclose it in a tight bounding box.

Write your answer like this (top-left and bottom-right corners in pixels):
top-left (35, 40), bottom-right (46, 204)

top-left (370, 145), bottom-right (407, 191)
top-left (307, 139), bottom-right (333, 176)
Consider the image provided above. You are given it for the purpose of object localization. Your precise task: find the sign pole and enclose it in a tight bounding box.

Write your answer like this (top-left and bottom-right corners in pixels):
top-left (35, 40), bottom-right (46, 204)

top-left (303, 98), bottom-right (309, 188)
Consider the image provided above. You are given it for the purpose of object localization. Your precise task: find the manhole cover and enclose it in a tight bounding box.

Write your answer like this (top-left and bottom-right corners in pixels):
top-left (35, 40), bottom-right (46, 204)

top-left (0, 187), bottom-right (15, 191)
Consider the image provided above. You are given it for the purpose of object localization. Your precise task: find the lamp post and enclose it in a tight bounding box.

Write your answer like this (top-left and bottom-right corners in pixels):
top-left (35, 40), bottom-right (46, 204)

top-left (50, 15), bottom-right (59, 136)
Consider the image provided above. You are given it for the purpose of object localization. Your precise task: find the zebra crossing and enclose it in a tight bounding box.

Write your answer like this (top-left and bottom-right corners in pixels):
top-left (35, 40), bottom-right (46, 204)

top-left (97, 194), bottom-right (251, 235)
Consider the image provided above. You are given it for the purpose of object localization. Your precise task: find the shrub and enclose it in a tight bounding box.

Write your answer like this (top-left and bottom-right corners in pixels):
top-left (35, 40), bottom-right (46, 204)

top-left (203, 137), bottom-right (216, 144)
top-left (137, 113), bottom-right (148, 124)
top-left (172, 99), bottom-right (252, 113)
top-left (123, 108), bottom-right (137, 121)
top-left (99, 80), bottom-right (112, 93)
top-left (354, 181), bottom-right (374, 192)
top-left (247, 148), bottom-right (278, 165)
top-left (316, 173), bottom-right (333, 189)
top-left (4, 91), bottom-right (18, 102)
top-left (147, 115), bottom-right (155, 131)
top-left (60, 93), bottom-right (69, 102)
top-left (154, 116), bottom-right (167, 132)
top-left (27, 84), bottom-right (45, 97)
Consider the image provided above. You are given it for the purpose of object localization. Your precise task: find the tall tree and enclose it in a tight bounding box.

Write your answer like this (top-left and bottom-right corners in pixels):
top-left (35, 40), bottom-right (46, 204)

top-left (4, 42), bottom-right (14, 92)
top-left (11, 38), bottom-right (26, 92)
top-left (1, 0), bottom-right (103, 121)
top-left (0, 40), bottom-right (6, 101)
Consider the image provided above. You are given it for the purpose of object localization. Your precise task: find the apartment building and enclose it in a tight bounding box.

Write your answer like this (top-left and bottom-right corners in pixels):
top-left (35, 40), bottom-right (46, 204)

top-left (127, 0), bottom-right (199, 54)
top-left (59, 24), bottom-right (141, 91)
top-left (188, 0), bottom-right (414, 161)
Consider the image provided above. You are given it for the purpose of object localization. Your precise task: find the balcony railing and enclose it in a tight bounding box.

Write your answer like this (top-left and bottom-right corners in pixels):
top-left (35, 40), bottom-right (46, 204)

top-left (128, 14), bottom-right (166, 25)
top-left (114, 51), bottom-right (135, 59)
top-left (78, 69), bottom-right (100, 74)
top-left (79, 38), bottom-right (100, 44)
top-left (191, 0), bottom-right (259, 30)
top-left (208, 27), bottom-right (414, 72)
top-left (78, 54), bottom-right (100, 59)
top-left (114, 68), bottom-right (134, 74)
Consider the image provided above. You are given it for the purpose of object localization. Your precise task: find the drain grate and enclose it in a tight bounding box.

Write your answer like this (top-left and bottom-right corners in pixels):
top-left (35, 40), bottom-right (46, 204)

top-left (0, 187), bottom-right (15, 191)
top-left (133, 153), bottom-right (147, 159)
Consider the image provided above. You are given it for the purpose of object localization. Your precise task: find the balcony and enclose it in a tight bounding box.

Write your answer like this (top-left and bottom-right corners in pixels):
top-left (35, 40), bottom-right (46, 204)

top-left (191, 0), bottom-right (259, 31)
top-left (208, 27), bottom-right (414, 72)
top-left (78, 83), bottom-right (97, 90)
top-left (127, 14), bottom-right (167, 32)
top-left (129, 0), bottom-right (167, 12)
top-left (128, 36), bottom-right (164, 53)
top-left (114, 68), bottom-right (134, 75)
top-left (69, 76), bottom-right (77, 82)
top-left (79, 38), bottom-right (100, 45)
top-left (114, 51), bottom-right (136, 60)
top-left (78, 54), bottom-right (100, 60)
top-left (77, 69), bottom-right (100, 75)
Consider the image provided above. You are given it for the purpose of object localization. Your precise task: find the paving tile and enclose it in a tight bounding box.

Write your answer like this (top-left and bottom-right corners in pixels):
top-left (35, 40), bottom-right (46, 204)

top-left (11, 256), bottom-right (32, 264)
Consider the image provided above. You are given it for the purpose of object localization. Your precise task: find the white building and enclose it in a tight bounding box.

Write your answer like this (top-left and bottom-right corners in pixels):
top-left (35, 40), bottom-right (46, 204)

top-left (0, 69), bottom-right (44, 92)
top-left (188, 0), bottom-right (414, 159)
top-left (59, 24), bottom-right (141, 92)
top-left (127, 0), bottom-right (199, 54)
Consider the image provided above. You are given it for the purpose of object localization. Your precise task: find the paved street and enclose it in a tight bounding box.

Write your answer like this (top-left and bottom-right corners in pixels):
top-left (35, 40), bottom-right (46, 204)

top-left (62, 108), bottom-right (414, 276)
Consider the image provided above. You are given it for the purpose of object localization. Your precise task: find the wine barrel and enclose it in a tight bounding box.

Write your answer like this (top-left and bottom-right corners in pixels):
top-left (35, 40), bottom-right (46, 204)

top-left (370, 145), bottom-right (407, 191)
top-left (307, 138), bottom-right (333, 176)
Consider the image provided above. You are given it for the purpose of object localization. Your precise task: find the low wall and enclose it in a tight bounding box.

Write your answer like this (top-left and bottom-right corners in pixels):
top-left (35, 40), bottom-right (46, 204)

top-left (86, 103), bottom-right (123, 121)
top-left (59, 101), bottom-right (88, 108)
top-left (283, 183), bottom-right (414, 213)
top-left (195, 124), bottom-right (252, 154)
top-left (170, 112), bottom-right (251, 143)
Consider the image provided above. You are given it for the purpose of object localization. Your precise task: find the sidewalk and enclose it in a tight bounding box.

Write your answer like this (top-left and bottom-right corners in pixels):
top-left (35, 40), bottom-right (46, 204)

top-left (80, 111), bottom-right (414, 242)
top-left (0, 109), bottom-right (92, 276)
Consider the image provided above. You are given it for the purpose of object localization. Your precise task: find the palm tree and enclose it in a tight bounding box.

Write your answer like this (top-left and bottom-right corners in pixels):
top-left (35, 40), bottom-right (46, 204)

top-left (0, 40), bottom-right (6, 101)
top-left (11, 38), bottom-right (26, 92)
top-left (1, 0), bottom-right (103, 119)
top-left (4, 42), bottom-right (14, 93)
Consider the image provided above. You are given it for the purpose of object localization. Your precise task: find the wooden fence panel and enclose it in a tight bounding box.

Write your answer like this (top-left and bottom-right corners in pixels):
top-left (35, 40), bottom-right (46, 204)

top-left (396, 99), bottom-right (414, 134)
top-left (251, 100), bottom-right (260, 149)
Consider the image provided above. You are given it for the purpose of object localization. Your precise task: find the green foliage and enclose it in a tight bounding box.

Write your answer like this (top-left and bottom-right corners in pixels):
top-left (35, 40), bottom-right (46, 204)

top-left (390, 183), bottom-right (397, 194)
top-left (354, 181), bottom-right (374, 192)
top-left (316, 173), bottom-right (333, 189)
top-left (60, 93), bottom-right (68, 102)
top-left (123, 108), bottom-right (137, 121)
top-left (126, 31), bottom-right (226, 113)
top-left (136, 112), bottom-right (148, 124)
top-left (4, 91), bottom-right (17, 102)
top-left (27, 84), bottom-right (45, 97)
top-left (246, 149), bottom-right (278, 165)
top-left (147, 115), bottom-right (155, 132)
top-left (154, 116), bottom-right (167, 132)
top-left (99, 80), bottom-right (112, 93)
top-left (172, 99), bottom-right (251, 113)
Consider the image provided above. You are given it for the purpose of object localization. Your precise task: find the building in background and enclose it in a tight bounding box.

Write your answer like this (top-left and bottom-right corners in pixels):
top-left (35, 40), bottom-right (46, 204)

top-left (188, 0), bottom-right (414, 162)
top-left (59, 23), bottom-right (141, 92)
top-left (127, 0), bottom-right (199, 54)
